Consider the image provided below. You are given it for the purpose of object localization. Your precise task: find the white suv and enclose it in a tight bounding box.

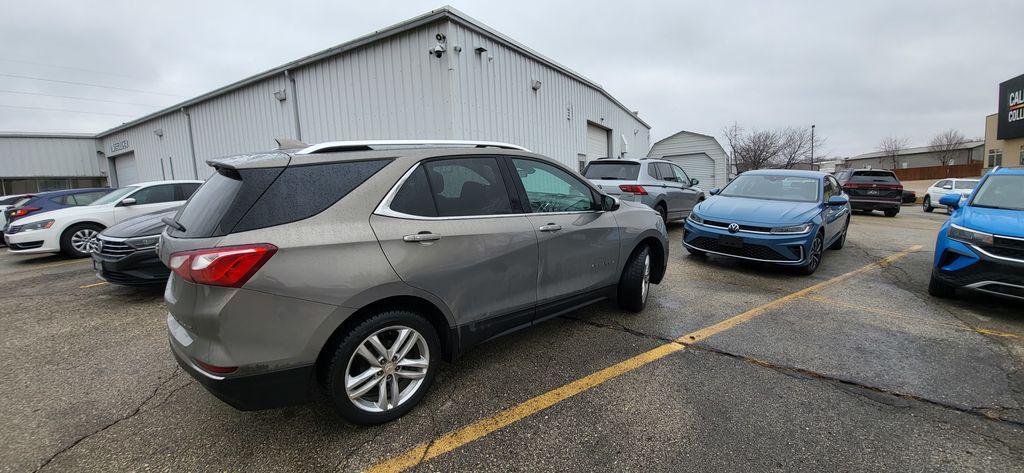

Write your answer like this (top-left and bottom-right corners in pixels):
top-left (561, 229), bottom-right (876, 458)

top-left (5, 180), bottom-right (202, 257)
top-left (923, 178), bottom-right (979, 213)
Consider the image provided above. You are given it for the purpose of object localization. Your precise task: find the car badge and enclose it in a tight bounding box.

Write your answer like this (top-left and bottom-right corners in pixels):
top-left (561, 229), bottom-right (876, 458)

top-left (728, 223), bottom-right (740, 233)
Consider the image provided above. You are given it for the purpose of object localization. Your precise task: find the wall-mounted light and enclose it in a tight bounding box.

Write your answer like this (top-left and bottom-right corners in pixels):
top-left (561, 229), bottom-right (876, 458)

top-left (273, 90), bottom-right (287, 102)
top-left (531, 79), bottom-right (542, 91)
top-left (153, 128), bottom-right (164, 137)
top-left (475, 46), bottom-right (487, 54)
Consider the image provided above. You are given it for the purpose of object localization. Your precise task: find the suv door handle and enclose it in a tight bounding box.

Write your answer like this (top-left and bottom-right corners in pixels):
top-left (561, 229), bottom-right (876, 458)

top-left (403, 232), bottom-right (442, 242)
top-left (538, 224), bottom-right (562, 232)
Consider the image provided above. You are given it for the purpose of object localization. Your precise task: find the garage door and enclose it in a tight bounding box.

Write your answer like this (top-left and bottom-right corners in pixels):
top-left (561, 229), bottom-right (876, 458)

top-left (114, 154), bottom-right (138, 186)
top-left (666, 153), bottom-right (715, 187)
top-left (586, 123), bottom-right (610, 161)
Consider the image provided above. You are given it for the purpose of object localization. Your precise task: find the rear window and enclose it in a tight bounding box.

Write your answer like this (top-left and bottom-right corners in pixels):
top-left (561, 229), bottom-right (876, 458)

top-left (583, 162), bottom-right (640, 180)
top-left (0, 195), bottom-right (26, 205)
top-left (954, 180), bottom-right (978, 190)
top-left (849, 171), bottom-right (899, 185)
top-left (169, 159), bottom-right (389, 238)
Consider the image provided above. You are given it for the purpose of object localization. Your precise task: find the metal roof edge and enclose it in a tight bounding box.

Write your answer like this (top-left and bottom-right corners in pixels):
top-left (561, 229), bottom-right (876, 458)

top-left (97, 5), bottom-right (649, 138)
top-left (0, 132), bottom-right (96, 139)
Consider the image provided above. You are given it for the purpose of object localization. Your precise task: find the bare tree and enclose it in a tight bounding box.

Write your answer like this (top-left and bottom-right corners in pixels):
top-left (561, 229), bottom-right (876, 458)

top-left (877, 135), bottom-right (910, 170)
top-left (778, 127), bottom-right (827, 169)
top-left (928, 129), bottom-right (966, 167)
top-left (723, 124), bottom-right (825, 171)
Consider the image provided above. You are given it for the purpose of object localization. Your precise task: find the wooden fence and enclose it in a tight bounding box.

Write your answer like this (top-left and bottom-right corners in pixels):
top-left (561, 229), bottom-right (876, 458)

top-left (893, 162), bottom-right (983, 181)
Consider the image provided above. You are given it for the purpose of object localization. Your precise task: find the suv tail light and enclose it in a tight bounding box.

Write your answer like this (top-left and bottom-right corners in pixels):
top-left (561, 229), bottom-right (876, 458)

top-left (167, 243), bottom-right (277, 288)
top-left (10, 207), bottom-right (40, 218)
top-left (619, 184), bottom-right (648, 195)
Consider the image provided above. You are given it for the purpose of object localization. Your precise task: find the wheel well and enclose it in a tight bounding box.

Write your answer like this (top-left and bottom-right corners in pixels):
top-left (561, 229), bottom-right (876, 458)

top-left (60, 222), bottom-right (106, 240)
top-left (314, 295), bottom-right (453, 385)
top-left (635, 236), bottom-right (667, 284)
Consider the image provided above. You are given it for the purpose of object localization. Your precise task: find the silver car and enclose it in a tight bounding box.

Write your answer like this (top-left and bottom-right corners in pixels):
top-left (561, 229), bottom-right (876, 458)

top-left (583, 158), bottom-right (704, 223)
top-left (159, 140), bottom-right (668, 425)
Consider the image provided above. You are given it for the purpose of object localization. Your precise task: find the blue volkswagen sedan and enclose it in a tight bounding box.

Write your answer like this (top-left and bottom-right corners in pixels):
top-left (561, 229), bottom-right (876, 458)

top-left (683, 170), bottom-right (851, 275)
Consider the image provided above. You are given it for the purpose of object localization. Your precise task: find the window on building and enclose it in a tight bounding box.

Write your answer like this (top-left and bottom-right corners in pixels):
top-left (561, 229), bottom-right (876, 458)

top-left (988, 149), bottom-right (1003, 167)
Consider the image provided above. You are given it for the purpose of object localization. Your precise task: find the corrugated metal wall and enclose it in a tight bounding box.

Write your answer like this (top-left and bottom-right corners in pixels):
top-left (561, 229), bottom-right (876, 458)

top-left (294, 24), bottom-right (453, 143)
top-left (89, 16), bottom-right (650, 182)
top-left (648, 132), bottom-right (730, 188)
top-left (0, 136), bottom-right (101, 177)
top-left (445, 21), bottom-right (650, 168)
top-left (100, 112), bottom-right (191, 182)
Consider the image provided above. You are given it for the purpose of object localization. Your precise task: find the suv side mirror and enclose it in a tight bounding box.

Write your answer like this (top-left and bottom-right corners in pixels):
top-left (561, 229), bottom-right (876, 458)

top-left (709, 188), bottom-right (721, 195)
top-left (690, 178), bottom-right (700, 186)
top-left (601, 195), bottom-right (620, 211)
top-left (938, 194), bottom-right (960, 209)
top-left (119, 197), bottom-right (137, 206)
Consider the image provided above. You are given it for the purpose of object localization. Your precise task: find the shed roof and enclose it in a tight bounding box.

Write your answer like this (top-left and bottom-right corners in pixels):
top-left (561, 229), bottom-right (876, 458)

top-left (847, 140), bottom-right (984, 161)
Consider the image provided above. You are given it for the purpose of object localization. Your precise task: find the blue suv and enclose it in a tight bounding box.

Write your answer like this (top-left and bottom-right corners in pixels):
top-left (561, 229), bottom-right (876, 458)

top-left (929, 167), bottom-right (1024, 300)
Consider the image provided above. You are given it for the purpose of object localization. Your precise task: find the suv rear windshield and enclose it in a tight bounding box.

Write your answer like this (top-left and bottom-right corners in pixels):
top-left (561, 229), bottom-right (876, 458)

top-left (849, 171), bottom-right (900, 185)
top-left (168, 159), bottom-right (390, 238)
top-left (583, 162), bottom-right (640, 180)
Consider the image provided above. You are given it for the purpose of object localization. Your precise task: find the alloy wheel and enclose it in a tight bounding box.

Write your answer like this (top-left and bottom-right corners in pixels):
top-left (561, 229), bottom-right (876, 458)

top-left (71, 229), bottom-right (98, 254)
top-left (345, 325), bottom-right (430, 413)
top-left (641, 253), bottom-right (651, 303)
top-left (808, 235), bottom-right (823, 271)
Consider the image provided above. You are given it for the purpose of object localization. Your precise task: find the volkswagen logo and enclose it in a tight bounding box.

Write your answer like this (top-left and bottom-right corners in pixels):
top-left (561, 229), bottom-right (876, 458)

top-left (727, 223), bottom-right (740, 234)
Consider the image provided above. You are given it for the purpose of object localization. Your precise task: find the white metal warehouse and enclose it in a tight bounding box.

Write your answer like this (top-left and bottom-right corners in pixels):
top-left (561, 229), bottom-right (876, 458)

top-left (0, 6), bottom-right (650, 189)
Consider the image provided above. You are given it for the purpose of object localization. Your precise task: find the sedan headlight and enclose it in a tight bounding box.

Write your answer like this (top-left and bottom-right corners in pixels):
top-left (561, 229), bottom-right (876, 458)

top-left (948, 224), bottom-right (993, 246)
top-left (688, 213), bottom-right (704, 224)
top-left (124, 235), bottom-right (161, 249)
top-left (770, 223), bottom-right (812, 234)
top-left (21, 219), bottom-right (54, 231)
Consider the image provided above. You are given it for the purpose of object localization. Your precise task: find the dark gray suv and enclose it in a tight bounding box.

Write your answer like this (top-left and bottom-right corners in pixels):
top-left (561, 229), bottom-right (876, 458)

top-left (160, 140), bottom-right (668, 424)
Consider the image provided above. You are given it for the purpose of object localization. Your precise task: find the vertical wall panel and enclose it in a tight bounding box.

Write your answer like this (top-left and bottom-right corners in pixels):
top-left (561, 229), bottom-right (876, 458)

top-left (0, 136), bottom-right (100, 177)
top-left (99, 112), bottom-right (191, 183)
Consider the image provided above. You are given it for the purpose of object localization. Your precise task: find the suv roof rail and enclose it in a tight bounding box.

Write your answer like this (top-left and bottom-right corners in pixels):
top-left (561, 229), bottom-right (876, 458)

top-left (295, 140), bottom-right (529, 155)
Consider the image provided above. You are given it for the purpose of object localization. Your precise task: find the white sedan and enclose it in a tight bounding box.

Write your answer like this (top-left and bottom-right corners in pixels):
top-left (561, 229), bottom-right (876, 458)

top-left (922, 178), bottom-right (979, 213)
top-left (4, 180), bottom-right (202, 257)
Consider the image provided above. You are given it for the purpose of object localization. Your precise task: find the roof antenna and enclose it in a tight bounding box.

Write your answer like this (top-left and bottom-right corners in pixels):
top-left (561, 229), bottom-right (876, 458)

top-left (275, 137), bottom-right (308, 150)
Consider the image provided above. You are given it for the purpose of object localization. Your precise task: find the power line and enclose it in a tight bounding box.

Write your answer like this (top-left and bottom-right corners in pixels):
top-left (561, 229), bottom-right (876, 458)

top-left (0, 104), bottom-right (136, 117)
top-left (0, 57), bottom-right (153, 82)
top-left (0, 89), bottom-right (160, 107)
top-left (0, 73), bottom-right (185, 97)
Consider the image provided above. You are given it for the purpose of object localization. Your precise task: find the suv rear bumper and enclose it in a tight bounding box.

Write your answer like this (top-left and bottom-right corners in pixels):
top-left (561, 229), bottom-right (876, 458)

top-left (170, 337), bottom-right (316, 411)
top-left (849, 198), bottom-right (901, 211)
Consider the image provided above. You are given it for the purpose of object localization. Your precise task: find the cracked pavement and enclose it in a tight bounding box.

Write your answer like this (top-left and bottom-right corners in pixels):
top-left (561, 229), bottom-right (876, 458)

top-left (1, 208), bottom-right (1022, 471)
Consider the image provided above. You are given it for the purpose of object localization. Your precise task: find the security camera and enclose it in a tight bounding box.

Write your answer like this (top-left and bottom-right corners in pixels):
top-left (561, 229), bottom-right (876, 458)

top-left (428, 43), bottom-right (446, 58)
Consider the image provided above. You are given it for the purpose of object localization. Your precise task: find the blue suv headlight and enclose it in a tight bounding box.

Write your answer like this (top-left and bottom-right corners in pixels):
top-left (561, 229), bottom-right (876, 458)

top-left (770, 223), bottom-right (812, 234)
top-left (688, 213), bottom-right (704, 224)
top-left (948, 224), bottom-right (994, 246)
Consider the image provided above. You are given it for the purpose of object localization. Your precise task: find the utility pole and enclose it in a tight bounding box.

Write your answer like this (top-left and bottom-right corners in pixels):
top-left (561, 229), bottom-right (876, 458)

top-left (810, 124), bottom-right (816, 169)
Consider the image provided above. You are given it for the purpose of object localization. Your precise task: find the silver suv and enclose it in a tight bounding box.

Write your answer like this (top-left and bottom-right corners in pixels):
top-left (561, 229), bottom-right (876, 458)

top-left (583, 158), bottom-right (704, 223)
top-left (159, 140), bottom-right (668, 425)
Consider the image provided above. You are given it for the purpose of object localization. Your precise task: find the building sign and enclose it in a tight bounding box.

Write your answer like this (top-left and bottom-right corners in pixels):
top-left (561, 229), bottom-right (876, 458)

top-left (998, 73), bottom-right (1024, 140)
top-left (110, 139), bottom-right (130, 153)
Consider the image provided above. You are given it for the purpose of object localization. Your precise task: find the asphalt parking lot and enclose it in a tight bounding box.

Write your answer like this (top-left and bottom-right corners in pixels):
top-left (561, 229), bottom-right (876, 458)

top-left (1, 208), bottom-right (1022, 472)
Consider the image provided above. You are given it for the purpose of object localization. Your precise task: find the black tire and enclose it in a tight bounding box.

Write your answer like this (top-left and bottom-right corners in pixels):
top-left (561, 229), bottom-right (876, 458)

top-left (922, 195), bottom-right (934, 212)
top-left (655, 203), bottom-right (668, 224)
top-left (928, 272), bottom-right (958, 299)
top-left (829, 217), bottom-right (849, 250)
top-left (618, 245), bottom-right (651, 313)
top-left (795, 232), bottom-right (824, 275)
top-left (883, 208), bottom-right (899, 218)
top-left (324, 309), bottom-right (440, 425)
top-left (59, 222), bottom-right (103, 258)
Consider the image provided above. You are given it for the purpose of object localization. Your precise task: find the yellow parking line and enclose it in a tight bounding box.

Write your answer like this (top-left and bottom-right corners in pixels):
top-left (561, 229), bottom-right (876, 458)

top-left (365, 245), bottom-right (923, 472)
top-left (79, 281), bottom-right (108, 289)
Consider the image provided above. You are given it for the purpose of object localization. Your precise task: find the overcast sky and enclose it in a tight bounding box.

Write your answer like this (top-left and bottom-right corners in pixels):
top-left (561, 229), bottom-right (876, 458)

top-left (1, 0), bottom-right (1020, 157)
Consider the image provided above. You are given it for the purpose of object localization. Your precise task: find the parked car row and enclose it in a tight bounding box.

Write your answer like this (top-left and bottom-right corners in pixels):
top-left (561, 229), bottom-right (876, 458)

top-left (6, 140), bottom-right (1020, 428)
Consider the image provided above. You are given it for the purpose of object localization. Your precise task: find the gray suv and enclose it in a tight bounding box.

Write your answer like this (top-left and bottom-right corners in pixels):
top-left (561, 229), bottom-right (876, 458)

top-left (159, 140), bottom-right (668, 425)
top-left (583, 158), bottom-right (704, 223)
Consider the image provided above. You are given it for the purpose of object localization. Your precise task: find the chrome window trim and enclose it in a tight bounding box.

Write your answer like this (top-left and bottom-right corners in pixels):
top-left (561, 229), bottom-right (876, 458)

top-left (683, 240), bottom-right (804, 264)
top-left (964, 281), bottom-right (1024, 300)
top-left (373, 162), bottom-right (602, 221)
